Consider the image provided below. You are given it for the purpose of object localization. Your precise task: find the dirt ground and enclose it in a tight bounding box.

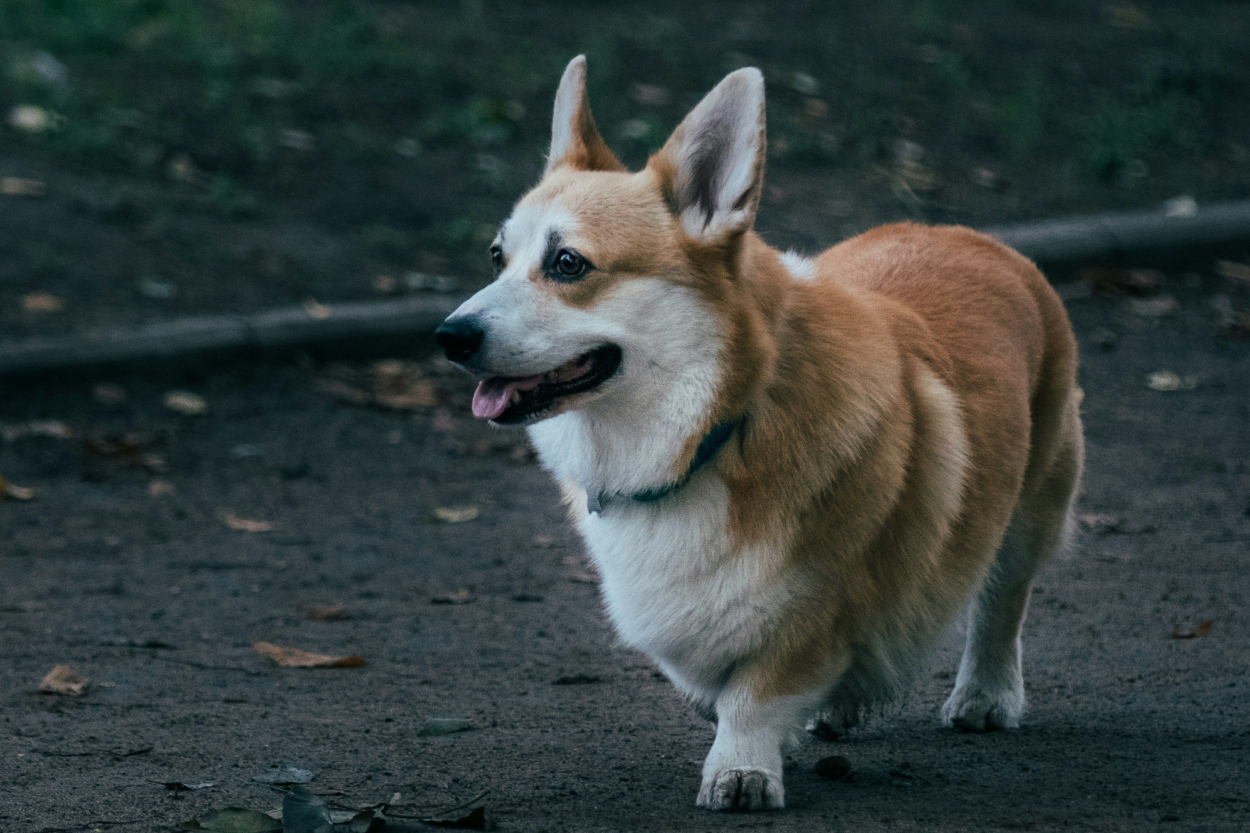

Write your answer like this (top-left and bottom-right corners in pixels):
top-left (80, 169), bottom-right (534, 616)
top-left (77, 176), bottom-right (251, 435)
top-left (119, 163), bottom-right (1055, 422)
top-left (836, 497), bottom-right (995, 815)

top-left (1, 270), bottom-right (1248, 832)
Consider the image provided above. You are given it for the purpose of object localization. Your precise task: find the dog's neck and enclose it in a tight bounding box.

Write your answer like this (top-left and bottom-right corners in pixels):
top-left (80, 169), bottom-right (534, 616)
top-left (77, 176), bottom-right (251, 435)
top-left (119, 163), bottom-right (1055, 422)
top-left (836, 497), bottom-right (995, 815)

top-left (527, 234), bottom-right (787, 502)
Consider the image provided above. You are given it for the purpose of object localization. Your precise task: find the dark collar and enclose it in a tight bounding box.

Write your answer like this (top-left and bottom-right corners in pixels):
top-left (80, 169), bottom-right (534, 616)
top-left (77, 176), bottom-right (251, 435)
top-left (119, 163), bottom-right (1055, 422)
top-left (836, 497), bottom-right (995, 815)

top-left (587, 420), bottom-right (739, 515)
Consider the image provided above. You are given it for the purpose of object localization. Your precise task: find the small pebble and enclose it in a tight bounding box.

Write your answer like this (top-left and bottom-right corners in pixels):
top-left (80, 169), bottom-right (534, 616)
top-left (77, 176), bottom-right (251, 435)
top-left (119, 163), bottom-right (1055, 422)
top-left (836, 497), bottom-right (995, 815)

top-left (814, 755), bottom-right (852, 781)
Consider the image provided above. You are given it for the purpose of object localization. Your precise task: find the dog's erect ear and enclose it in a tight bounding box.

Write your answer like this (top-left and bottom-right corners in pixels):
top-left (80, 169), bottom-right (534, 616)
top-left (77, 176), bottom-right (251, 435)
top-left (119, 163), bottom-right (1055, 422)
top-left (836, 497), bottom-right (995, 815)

top-left (546, 56), bottom-right (624, 174)
top-left (651, 68), bottom-right (766, 240)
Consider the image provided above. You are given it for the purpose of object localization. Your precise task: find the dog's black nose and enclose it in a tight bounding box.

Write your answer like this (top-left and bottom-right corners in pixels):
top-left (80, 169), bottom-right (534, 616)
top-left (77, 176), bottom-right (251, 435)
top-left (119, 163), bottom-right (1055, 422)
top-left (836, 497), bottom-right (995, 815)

top-left (435, 317), bottom-right (484, 363)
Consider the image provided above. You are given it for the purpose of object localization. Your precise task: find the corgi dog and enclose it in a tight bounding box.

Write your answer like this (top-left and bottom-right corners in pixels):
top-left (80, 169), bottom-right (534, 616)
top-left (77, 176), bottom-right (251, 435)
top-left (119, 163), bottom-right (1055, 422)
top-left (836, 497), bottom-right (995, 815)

top-left (435, 56), bottom-right (1084, 812)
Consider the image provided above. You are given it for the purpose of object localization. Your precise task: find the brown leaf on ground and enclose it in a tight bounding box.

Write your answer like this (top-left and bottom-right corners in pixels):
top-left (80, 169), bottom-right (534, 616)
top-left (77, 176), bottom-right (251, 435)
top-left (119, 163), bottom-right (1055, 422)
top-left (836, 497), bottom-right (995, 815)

top-left (0, 475), bottom-right (35, 501)
top-left (223, 513), bottom-right (276, 533)
top-left (304, 604), bottom-right (349, 622)
top-left (1215, 260), bottom-right (1250, 284)
top-left (316, 361), bottom-right (440, 411)
top-left (1078, 513), bottom-right (1122, 534)
top-left (373, 360), bottom-right (438, 409)
top-left (38, 664), bottom-right (89, 695)
top-left (1, 176), bottom-right (46, 197)
top-left (0, 420), bottom-right (73, 442)
top-left (163, 390), bottom-right (208, 416)
top-left (430, 589), bottom-right (476, 605)
top-left (433, 505), bottom-right (479, 523)
top-left (1146, 370), bottom-right (1198, 392)
top-left (1171, 620), bottom-right (1214, 639)
top-left (1081, 267), bottom-right (1164, 296)
top-left (22, 292), bottom-right (64, 313)
top-left (314, 375), bottom-right (372, 405)
top-left (302, 298), bottom-right (332, 320)
top-left (253, 641), bottom-right (365, 668)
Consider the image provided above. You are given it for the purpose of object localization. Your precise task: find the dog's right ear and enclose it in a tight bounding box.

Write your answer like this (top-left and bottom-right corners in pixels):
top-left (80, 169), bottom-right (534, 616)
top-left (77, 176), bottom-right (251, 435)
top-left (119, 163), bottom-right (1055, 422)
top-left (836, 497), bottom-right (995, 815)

top-left (546, 56), bottom-right (624, 174)
top-left (649, 68), bottom-right (766, 242)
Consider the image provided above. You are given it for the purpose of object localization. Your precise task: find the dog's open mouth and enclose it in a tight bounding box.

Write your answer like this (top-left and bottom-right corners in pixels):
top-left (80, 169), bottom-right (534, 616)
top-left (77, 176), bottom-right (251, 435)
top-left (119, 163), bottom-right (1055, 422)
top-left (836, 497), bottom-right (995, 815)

top-left (471, 344), bottom-right (622, 424)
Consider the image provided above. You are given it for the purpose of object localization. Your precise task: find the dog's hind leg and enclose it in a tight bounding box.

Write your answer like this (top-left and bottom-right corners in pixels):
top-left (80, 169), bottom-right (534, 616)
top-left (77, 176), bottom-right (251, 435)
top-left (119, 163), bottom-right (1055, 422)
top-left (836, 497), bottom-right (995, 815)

top-left (942, 401), bottom-right (1083, 731)
top-left (806, 702), bottom-right (864, 741)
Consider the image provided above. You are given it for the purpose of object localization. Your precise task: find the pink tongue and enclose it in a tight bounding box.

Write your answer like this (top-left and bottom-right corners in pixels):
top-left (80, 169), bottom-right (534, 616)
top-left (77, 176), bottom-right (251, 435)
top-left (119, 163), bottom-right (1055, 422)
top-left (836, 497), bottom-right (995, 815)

top-left (471, 375), bottom-right (544, 420)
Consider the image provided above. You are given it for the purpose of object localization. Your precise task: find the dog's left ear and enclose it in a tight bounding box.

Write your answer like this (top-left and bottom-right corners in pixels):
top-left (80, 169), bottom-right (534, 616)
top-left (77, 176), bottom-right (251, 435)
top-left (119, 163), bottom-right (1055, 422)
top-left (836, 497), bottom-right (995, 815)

top-left (651, 68), bottom-right (766, 241)
top-left (546, 55), bottom-right (624, 173)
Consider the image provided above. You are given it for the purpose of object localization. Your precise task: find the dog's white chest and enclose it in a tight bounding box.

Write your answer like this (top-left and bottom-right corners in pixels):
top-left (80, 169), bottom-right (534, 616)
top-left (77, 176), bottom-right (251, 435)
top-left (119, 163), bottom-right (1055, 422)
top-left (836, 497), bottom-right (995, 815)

top-left (574, 476), bottom-right (788, 698)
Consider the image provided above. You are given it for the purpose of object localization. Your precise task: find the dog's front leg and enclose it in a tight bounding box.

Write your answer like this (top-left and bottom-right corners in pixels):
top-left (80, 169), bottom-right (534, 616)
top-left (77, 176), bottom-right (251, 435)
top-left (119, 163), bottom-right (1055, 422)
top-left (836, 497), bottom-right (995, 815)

top-left (695, 681), bottom-right (826, 812)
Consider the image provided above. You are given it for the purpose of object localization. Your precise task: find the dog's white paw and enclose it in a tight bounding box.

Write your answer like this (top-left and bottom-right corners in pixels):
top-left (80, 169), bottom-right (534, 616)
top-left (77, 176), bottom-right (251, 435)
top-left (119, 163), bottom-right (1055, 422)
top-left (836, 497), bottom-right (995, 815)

top-left (696, 767), bottom-right (784, 812)
top-left (941, 683), bottom-right (1024, 732)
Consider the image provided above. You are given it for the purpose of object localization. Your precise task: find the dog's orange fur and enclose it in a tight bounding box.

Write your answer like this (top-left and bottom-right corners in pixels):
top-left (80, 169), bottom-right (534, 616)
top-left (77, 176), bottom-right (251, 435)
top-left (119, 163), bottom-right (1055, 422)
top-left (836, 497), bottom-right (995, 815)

top-left (676, 225), bottom-right (1084, 701)
top-left (538, 87), bottom-right (1084, 709)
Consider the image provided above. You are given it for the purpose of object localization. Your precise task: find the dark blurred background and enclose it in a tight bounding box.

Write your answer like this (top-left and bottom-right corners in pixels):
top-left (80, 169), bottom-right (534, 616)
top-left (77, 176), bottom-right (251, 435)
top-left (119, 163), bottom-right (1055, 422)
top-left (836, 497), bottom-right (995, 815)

top-left (2, 0), bottom-right (1248, 339)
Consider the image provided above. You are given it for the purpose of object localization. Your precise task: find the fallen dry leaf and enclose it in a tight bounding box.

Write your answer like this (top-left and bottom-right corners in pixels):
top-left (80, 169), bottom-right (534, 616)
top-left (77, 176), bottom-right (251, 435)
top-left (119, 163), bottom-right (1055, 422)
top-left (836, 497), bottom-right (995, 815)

top-left (1162, 195), bottom-right (1198, 217)
top-left (430, 589), bottom-right (476, 605)
top-left (0, 420), bottom-right (73, 442)
top-left (253, 641), bottom-right (365, 668)
top-left (185, 807), bottom-right (281, 833)
top-left (385, 791), bottom-right (495, 831)
top-left (418, 716), bottom-right (474, 736)
top-left (433, 505), bottom-right (479, 523)
top-left (163, 390), bottom-right (208, 416)
top-left (1146, 370), bottom-right (1198, 392)
top-left (38, 664), bottom-right (88, 695)
top-left (1171, 620), bottom-right (1214, 639)
top-left (223, 513), bottom-right (275, 533)
top-left (302, 298), bottom-right (332, 320)
top-left (165, 152), bottom-right (201, 184)
top-left (316, 361), bottom-right (439, 411)
top-left (304, 604), bottom-right (349, 622)
top-left (8, 104), bottom-right (54, 132)
top-left (22, 292), bottom-right (64, 314)
top-left (1215, 260), bottom-right (1250, 284)
top-left (1078, 513), bottom-right (1122, 534)
top-left (0, 475), bottom-right (35, 501)
top-left (1, 176), bottom-right (45, 197)
top-left (373, 360), bottom-right (438, 409)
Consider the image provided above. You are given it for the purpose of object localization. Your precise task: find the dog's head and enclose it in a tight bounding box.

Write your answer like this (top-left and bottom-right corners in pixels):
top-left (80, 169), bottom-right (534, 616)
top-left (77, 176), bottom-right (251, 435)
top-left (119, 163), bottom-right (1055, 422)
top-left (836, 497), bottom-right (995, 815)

top-left (437, 56), bottom-right (768, 427)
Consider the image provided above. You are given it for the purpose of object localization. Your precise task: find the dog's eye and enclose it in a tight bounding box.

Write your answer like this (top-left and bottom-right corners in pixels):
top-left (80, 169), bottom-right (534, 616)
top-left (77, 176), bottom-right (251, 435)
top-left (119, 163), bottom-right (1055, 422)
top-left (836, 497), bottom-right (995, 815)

top-left (554, 249), bottom-right (586, 279)
top-left (489, 245), bottom-right (505, 273)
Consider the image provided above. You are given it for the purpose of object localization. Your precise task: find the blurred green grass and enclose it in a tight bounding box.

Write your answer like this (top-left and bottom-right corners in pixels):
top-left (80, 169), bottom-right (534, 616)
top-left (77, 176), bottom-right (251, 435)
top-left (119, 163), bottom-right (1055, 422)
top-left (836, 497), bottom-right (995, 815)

top-left (2, 0), bottom-right (1248, 274)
